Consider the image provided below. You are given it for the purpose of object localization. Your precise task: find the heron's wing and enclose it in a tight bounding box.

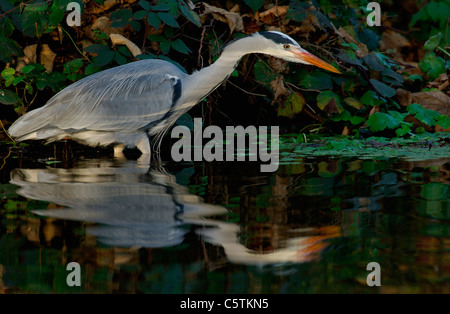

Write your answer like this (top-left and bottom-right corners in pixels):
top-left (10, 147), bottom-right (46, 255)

top-left (9, 60), bottom-right (185, 137)
top-left (53, 60), bottom-right (184, 132)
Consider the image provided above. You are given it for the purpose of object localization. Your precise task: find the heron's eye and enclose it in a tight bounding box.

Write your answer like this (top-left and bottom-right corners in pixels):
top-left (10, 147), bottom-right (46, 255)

top-left (283, 44), bottom-right (290, 49)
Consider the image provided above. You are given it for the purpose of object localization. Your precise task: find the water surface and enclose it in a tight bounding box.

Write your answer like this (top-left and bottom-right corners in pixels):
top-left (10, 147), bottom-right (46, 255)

top-left (0, 151), bottom-right (449, 293)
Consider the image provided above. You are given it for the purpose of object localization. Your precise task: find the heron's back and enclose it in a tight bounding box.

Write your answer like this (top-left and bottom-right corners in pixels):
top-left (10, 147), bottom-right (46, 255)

top-left (8, 59), bottom-right (187, 146)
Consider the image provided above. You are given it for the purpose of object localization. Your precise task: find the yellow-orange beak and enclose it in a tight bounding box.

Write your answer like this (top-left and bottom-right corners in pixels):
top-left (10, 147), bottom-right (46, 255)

top-left (292, 48), bottom-right (341, 74)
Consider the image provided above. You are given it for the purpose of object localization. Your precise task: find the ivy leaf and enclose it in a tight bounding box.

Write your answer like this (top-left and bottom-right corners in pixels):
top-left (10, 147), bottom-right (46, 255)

top-left (369, 79), bottom-right (396, 98)
top-left (366, 112), bottom-right (400, 132)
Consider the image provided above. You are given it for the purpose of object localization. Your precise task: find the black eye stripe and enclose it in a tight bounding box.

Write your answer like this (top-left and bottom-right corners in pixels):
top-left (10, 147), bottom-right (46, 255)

top-left (260, 31), bottom-right (297, 46)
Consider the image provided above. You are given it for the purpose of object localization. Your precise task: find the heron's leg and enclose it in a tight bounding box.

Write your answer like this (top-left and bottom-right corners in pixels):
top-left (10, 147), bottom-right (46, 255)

top-left (137, 133), bottom-right (151, 165)
top-left (113, 144), bottom-right (126, 159)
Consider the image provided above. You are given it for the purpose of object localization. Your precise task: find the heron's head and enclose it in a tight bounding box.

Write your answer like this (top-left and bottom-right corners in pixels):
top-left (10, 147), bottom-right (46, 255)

top-left (257, 31), bottom-right (341, 74)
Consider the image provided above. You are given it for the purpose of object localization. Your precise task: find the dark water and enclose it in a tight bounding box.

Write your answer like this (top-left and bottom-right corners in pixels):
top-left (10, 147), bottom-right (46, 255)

top-left (0, 151), bottom-right (449, 294)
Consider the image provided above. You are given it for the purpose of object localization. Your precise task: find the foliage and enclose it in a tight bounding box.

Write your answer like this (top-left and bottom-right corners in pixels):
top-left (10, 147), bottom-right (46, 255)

top-left (0, 0), bottom-right (448, 144)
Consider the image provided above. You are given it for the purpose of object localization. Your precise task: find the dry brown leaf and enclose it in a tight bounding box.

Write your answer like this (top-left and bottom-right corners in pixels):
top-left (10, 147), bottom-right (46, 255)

top-left (335, 26), bottom-right (369, 57)
top-left (268, 56), bottom-right (287, 73)
top-left (91, 16), bottom-right (126, 36)
top-left (396, 89), bottom-right (450, 116)
top-left (203, 3), bottom-right (244, 33)
top-left (259, 5), bottom-right (289, 24)
top-left (15, 44), bottom-right (37, 72)
top-left (110, 33), bottom-right (142, 57)
top-left (396, 88), bottom-right (413, 107)
top-left (379, 30), bottom-right (410, 50)
top-left (40, 44), bottom-right (57, 73)
top-left (411, 91), bottom-right (450, 116)
top-left (427, 73), bottom-right (449, 91)
top-left (270, 76), bottom-right (288, 101)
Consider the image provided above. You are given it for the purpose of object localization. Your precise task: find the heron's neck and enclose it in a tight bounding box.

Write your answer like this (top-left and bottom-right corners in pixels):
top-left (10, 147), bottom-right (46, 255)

top-left (182, 36), bottom-right (263, 106)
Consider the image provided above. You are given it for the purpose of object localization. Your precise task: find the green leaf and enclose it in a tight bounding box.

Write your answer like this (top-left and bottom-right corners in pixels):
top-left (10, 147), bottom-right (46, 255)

top-left (419, 52), bottom-right (445, 80)
top-left (300, 71), bottom-right (332, 90)
top-left (317, 91), bottom-right (342, 113)
top-left (139, 0), bottom-right (151, 11)
top-left (134, 10), bottom-right (148, 20)
top-left (278, 92), bottom-right (305, 118)
top-left (179, 4), bottom-right (201, 26)
top-left (63, 58), bottom-right (83, 73)
top-left (13, 75), bottom-right (24, 86)
top-left (242, 0), bottom-right (265, 12)
top-left (20, 2), bottom-right (48, 37)
top-left (160, 41), bottom-right (171, 54)
top-left (406, 103), bottom-right (441, 127)
top-left (171, 38), bottom-right (190, 54)
top-left (84, 63), bottom-right (101, 76)
top-left (151, 4), bottom-right (170, 11)
top-left (147, 34), bottom-right (166, 42)
top-left (92, 50), bottom-right (115, 67)
top-left (253, 59), bottom-right (277, 85)
top-left (0, 89), bottom-right (21, 105)
top-left (0, 37), bottom-right (23, 63)
top-left (350, 115), bottom-right (365, 125)
top-left (381, 68), bottom-right (404, 84)
top-left (437, 115), bottom-right (450, 129)
top-left (363, 54), bottom-right (385, 71)
top-left (114, 51), bottom-right (127, 65)
top-left (366, 112), bottom-right (401, 132)
top-left (157, 12), bottom-right (179, 28)
top-left (0, 16), bottom-right (15, 37)
top-left (361, 90), bottom-right (383, 107)
top-left (147, 12), bottom-right (161, 29)
top-left (110, 9), bottom-right (132, 28)
top-left (395, 124), bottom-right (411, 136)
top-left (424, 32), bottom-right (443, 51)
top-left (1, 67), bottom-right (15, 78)
top-left (369, 79), bottom-right (396, 98)
top-left (337, 51), bottom-right (367, 69)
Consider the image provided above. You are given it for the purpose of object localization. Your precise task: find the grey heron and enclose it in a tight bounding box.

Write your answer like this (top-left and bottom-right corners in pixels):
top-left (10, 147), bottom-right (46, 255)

top-left (8, 31), bottom-right (341, 158)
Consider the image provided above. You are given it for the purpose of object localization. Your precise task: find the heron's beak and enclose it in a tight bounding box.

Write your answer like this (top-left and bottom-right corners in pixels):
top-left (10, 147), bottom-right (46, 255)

top-left (292, 48), bottom-right (341, 74)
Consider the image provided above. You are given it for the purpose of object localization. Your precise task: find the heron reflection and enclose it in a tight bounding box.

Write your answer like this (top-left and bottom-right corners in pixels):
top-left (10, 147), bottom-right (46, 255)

top-left (11, 159), bottom-right (338, 266)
